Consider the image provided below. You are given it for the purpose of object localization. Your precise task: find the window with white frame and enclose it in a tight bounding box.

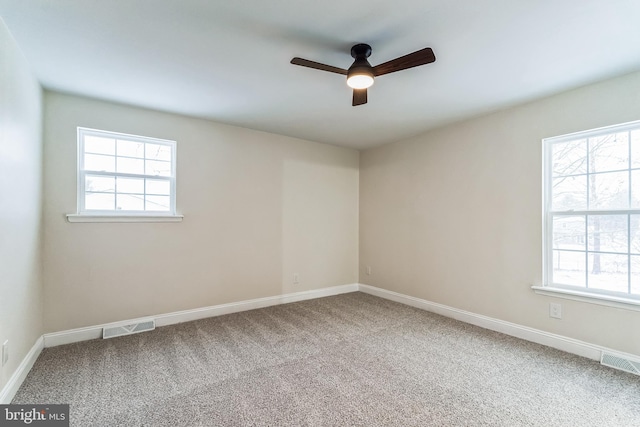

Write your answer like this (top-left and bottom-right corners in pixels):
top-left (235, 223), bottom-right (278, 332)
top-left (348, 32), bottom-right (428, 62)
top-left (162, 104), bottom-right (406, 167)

top-left (77, 127), bottom-right (177, 215)
top-left (543, 121), bottom-right (640, 301)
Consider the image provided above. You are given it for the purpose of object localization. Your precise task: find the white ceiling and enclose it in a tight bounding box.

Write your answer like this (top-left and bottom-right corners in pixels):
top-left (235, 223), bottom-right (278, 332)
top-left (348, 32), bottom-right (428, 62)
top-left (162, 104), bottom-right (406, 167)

top-left (1, 1), bottom-right (640, 149)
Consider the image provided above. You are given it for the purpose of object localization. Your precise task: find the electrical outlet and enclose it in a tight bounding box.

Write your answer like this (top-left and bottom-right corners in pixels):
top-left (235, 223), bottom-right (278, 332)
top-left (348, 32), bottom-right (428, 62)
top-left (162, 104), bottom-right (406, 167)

top-left (2, 340), bottom-right (8, 367)
top-left (366, 266), bottom-right (371, 275)
top-left (549, 303), bottom-right (562, 319)
top-left (293, 273), bottom-right (299, 285)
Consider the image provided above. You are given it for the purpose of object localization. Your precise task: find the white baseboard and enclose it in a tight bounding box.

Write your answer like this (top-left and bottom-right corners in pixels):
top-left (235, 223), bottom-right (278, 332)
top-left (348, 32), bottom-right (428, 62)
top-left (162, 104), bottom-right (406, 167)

top-left (154, 283), bottom-right (359, 327)
top-left (0, 337), bottom-right (43, 404)
top-left (44, 283), bottom-right (359, 348)
top-left (359, 284), bottom-right (640, 362)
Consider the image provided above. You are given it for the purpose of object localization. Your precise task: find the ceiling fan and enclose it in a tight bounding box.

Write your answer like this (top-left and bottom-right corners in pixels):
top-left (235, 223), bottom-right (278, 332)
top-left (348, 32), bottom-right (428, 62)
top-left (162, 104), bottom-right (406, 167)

top-left (290, 43), bottom-right (436, 106)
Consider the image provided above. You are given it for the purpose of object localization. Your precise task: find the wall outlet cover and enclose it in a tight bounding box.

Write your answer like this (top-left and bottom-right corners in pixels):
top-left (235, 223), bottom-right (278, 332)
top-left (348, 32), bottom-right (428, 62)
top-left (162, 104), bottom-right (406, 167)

top-left (549, 302), bottom-right (562, 319)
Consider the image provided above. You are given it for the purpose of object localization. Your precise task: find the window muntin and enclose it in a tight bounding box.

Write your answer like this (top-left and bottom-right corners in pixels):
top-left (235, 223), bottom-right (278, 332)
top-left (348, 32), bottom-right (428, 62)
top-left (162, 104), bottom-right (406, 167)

top-left (544, 121), bottom-right (640, 300)
top-left (78, 128), bottom-right (176, 215)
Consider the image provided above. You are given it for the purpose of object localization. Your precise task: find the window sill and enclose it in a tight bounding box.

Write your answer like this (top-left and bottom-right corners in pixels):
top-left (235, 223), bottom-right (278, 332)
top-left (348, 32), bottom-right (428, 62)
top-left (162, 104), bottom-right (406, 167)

top-left (66, 214), bottom-right (183, 223)
top-left (532, 285), bottom-right (640, 312)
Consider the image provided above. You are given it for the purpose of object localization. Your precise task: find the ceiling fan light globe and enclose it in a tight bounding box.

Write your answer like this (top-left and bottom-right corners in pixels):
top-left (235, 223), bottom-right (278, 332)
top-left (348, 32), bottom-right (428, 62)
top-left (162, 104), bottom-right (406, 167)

top-left (347, 74), bottom-right (374, 89)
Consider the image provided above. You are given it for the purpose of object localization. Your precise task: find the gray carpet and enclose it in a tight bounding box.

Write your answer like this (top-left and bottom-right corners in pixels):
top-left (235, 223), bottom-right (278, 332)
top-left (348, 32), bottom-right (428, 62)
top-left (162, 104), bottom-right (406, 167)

top-left (13, 292), bottom-right (640, 426)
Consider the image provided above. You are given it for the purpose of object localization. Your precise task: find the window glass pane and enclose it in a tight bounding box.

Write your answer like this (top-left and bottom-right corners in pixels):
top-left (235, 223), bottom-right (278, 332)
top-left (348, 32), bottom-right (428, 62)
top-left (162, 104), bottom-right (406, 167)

top-left (145, 143), bottom-right (172, 161)
top-left (84, 154), bottom-right (115, 172)
top-left (587, 215), bottom-right (628, 254)
top-left (117, 139), bottom-right (144, 158)
top-left (84, 135), bottom-right (115, 155)
top-left (552, 216), bottom-right (585, 250)
top-left (588, 132), bottom-right (629, 173)
top-left (146, 179), bottom-right (170, 195)
top-left (632, 255), bottom-right (640, 295)
top-left (116, 157), bottom-right (145, 174)
top-left (116, 194), bottom-right (144, 211)
top-left (552, 250), bottom-right (585, 287)
top-left (145, 160), bottom-right (172, 177)
top-left (117, 177), bottom-right (144, 194)
top-left (145, 195), bottom-right (170, 211)
top-left (632, 170), bottom-right (640, 209)
top-left (588, 171), bottom-right (628, 210)
top-left (552, 139), bottom-right (586, 177)
top-left (85, 176), bottom-right (115, 193)
top-left (631, 130), bottom-right (640, 169)
top-left (552, 175), bottom-right (587, 210)
top-left (587, 253), bottom-right (628, 293)
top-left (631, 215), bottom-right (640, 256)
top-left (85, 193), bottom-right (114, 210)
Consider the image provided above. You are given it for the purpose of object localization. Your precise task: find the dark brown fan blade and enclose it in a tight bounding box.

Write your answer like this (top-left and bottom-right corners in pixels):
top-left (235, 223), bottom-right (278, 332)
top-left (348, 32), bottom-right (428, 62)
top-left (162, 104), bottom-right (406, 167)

top-left (291, 58), bottom-right (348, 75)
top-left (352, 88), bottom-right (367, 106)
top-left (372, 47), bottom-right (435, 77)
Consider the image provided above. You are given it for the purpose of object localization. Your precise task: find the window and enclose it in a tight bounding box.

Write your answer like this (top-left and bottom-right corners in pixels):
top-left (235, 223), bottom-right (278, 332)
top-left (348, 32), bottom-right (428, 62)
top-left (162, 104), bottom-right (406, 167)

top-left (74, 127), bottom-right (178, 219)
top-left (543, 120), bottom-right (640, 302)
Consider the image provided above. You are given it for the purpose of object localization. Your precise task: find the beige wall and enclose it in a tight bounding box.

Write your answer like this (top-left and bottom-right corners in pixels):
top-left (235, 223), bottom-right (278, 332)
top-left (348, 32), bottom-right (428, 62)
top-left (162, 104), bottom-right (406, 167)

top-left (43, 92), bottom-right (359, 332)
top-left (360, 71), bottom-right (640, 356)
top-left (0, 21), bottom-right (43, 390)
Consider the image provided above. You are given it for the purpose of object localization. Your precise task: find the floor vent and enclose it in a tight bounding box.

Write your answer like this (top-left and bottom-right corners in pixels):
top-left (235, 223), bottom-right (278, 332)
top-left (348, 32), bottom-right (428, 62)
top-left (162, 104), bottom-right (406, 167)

top-left (103, 319), bottom-right (155, 339)
top-left (600, 352), bottom-right (640, 376)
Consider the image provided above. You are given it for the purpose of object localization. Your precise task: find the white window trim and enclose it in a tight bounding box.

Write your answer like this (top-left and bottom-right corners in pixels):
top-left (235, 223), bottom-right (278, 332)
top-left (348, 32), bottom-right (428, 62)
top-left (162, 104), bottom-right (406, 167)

top-left (66, 214), bottom-right (183, 223)
top-left (531, 285), bottom-right (640, 312)
top-left (539, 119), bottom-right (640, 309)
top-left (70, 127), bottom-right (182, 223)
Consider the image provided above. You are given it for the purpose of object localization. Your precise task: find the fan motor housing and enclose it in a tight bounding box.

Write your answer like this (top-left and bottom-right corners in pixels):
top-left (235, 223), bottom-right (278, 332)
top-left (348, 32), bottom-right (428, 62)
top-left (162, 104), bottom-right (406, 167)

top-left (348, 58), bottom-right (373, 74)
